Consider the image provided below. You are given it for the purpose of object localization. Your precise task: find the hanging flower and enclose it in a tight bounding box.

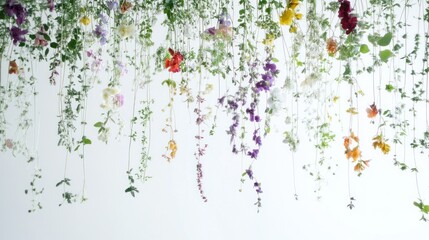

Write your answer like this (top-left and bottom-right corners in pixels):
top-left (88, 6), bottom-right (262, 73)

top-left (94, 14), bottom-right (109, 45)
top-left (101, 87), bottom-right (124, 110)
top-left (4, 139), bottom-right (14, 149)
top-left (165, 48), bottom-right (183, 73)
top-left (326, 38), bottom-right (337, 55)
top-left (279, 0), bottom-right (302, 33)
top-left (354, 160), bottom-right (370, 173)
top-left (344, 132), bottom-right (360, 161)
top-left (47, 0), bottom-right (55, 12)
top-left (3, 0), bottom-right (27, 26)
top-left (366, 103), bottom-right (379, 118)
top-left (8, 60), bottom-right (19, 74)
top-left (372, 134), bottom-right (390, 154)
top-left (120, 0), bottom-right (132, 14)
top-left (164, 140), bottom-right (177, 161)
top-left (80, 16), bottom-right (91, 26)
top-left (338, 0), bottom-right (358, 35)
top-left (34, 28), bottom-right (48, 47)
top-left (280, 8), bottom-right (294, 26)
top-left (9, 26), bottom-right (28, 45)
top-left (118, 23), bottom-right (135, 39)
top-left (106, 0), bottom-right (118, 11)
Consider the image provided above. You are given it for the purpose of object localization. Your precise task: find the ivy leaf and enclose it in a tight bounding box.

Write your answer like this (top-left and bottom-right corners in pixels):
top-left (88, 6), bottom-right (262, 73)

top-left (368, 34), bottom-right (380, 45)
top-left (360, 44), bottom-right (370, 54)
top-left (385, 84), bottom-right (395, 92)
top-left (377, 32), bottom-right (393, 46)
top-left (50, 42), bottom-right (59, 48)
top-left (379, 49), bottom-right (393, 62)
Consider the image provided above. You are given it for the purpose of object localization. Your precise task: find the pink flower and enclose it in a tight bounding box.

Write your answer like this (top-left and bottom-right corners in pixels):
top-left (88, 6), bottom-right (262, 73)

top-left (5, 139), bottom-right (13, 149)
top-left (113, 93), bottom-right (124, 108)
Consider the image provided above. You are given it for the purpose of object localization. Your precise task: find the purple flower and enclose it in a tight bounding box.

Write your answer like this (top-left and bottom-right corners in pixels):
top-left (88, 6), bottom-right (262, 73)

top-left (205, 27), bottom-right (216, 36)
top-left (254, 182), bottom-right (263, 194)
top-left (253, 129), bottom-right (262, 146)
top-left (245, 168), bottom-right (254, 179)
top-left (247, 149), bottom-right (259, 159)
top-left (10, 26), bottom-right (28, 45)
top-left (106, 0), bottom-right (119, 11)
top-left (47, 0), bottom-right (55, 12)
top-left (227, 100), bottom-right (238, 110)
top-left (3, 0), bottom-right (27, 26)
top-left (263, 62), bottom-right (277, 72)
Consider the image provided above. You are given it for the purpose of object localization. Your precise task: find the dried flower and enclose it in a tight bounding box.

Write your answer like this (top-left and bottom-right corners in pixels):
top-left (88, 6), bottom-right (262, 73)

top-left (366, 103), bottom-right (379, 118)
top-left (120, 0), bottom-right (132, 14)
top-left (326, 38), bottom-right (337, 55)
top-left (9, 60), bottom-right (18, 74)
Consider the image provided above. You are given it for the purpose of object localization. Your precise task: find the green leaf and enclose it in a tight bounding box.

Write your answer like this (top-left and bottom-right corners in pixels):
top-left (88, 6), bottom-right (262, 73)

top-left (377, 32), bottom-right (393, 46)
top-left (379, 49), bottom-right (393, 62)
top-left (82, 136), bottom-right (92, 145)
top-left (423, 205), bottom-right (429, 214)
top-left (94, 122), bottom-right (103, 128)
top-left (67, 39), bottom-right (77, 50)
top-left (50, 42), bottom-right (59, 48)
top-left (385, 84), bottom-right (395, 92)
top-left (368, 34), bottom-right (380, 45)
top-left (360, 44), bottom-right (370, 54)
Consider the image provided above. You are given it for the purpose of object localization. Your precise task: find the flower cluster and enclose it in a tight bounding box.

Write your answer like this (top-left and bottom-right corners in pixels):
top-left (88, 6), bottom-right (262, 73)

top-left (338, 0), bottom-right (358, 35)
top-left (94, 14), bottom-right (109, 45)
top-left (101, 87), bottom-right (124, 110)
top-left (165, 48), bottom-right (183, 73)
top-left (203, 12), bottom-right (233, 40)
top-left (3, 0), bottom-right (27, 26)
top-left (255, 61), bottom-right (278, 93)
top-left (372, 134), bottom-right (390, 154)
top-left (4, 0), bottom-right (28, 45)
top-left (279, 0), bottom-right (303, 33)
top-left (344, 132), bottom-right (370, 174)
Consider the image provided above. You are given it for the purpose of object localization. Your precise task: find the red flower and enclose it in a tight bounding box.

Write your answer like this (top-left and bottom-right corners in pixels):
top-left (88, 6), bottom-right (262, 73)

top-left (338, 0), bottom-right (358, 35)
top-left (165, 48), bottom-right (183, 73)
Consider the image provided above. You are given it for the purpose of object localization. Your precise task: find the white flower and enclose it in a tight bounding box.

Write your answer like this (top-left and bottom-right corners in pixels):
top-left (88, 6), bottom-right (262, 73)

top-left (101, 87), bottom-right (122, 110)
top-left (118, 23), bottom-right (135, 39)
top-left (98, 128), bottom-right (110, 143)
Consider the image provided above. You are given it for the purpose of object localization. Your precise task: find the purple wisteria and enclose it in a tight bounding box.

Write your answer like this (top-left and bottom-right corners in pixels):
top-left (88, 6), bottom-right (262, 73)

top-left (94, 14), bottom-right (109, 45)
top-left (10, 26), bottom-right (28, 45)
top-left (3, 0), bottom-right (27, 26)
top-left (255, 61), bottom-right (278, 92)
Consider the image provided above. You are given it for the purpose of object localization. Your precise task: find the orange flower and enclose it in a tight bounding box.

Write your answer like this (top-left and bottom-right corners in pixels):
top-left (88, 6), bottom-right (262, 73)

top-left (366, 103), bottom-right (378, 118)
top-left (354, 160), bottom-right (370, 172)
top-left (165, 48), bottom-right (183, 73)
top-left (346, 146), bottom-right (361, 161)
top-left (9, 60), bottom-right (18, 74)
top-left (326, 38), bottom-right (337, 55)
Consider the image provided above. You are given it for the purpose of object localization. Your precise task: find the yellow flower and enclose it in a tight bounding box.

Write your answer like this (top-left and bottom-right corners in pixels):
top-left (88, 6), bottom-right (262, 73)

top-left (168, 140), bottom-right (177, 159)
top-left (262, 34), bottom-right (274, 45)
top-left (289, 25), bottom-right (297, 33)
top-left (80, 16), bottom-right (91, 26)
top-left (289, 0), bottom-right (300, 10)
top-left (280, 8), bottom-right (294, 26)
top-left (295, 13), bottom-right (303, 20)
top-left (372, 134), bottom-right (390, 154)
